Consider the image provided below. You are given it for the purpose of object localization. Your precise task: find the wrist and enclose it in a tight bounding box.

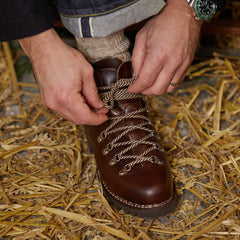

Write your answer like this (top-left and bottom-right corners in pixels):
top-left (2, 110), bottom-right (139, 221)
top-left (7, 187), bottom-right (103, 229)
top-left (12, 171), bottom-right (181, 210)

top-left (166, 0), bottom-right (191, 8)
top-left (165, 0), bottom-right (203, 26)
top-left (18, 28), bottom-right (58, 59)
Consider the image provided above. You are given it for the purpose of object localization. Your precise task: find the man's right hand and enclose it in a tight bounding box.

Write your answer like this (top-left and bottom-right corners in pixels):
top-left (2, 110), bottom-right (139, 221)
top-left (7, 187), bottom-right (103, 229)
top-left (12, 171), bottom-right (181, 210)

top-left (19, 29), bottom-right (108, 125)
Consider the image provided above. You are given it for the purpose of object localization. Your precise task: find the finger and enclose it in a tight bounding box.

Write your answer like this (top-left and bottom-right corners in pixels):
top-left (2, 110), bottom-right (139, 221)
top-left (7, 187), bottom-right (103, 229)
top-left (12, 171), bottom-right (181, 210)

top-left (166, 74), bottom-right (184, 93)
top-left (95, 107), bottom-right (109, 114)
top-left (166, 57), bottom-right (191, 93)
top-left (82, 67), bottom-right (105, 110)
top-left (54, 109), bottom-right (72, 122)
top-left (131, 31), bottom-right (147, 77)
top-left (67, 95), bottom-right (108, 125)
top-left (128, 53), bottom-right (163, 93)
top-left (140, 55), bottom-right (182, 95)
top-left (41, 87), bottom-right (107, 125)
top-left (141, 64), bottom-right (178, 95)
top-left (53, 93), bottom-right (107, 125)
top-left (54, 103), bottom-right (107, 126)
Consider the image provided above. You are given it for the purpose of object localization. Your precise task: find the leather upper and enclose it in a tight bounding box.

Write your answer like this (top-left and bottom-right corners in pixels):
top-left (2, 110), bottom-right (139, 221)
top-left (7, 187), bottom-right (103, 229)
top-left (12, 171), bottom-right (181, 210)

top-left (85, 58), bottom-right (174, 206)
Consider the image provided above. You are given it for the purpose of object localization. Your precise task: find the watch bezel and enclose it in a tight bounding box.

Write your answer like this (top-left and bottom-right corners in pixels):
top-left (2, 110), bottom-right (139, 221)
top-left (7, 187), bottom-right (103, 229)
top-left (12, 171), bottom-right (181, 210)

top-left (195, 0), bottom-right (217, 21)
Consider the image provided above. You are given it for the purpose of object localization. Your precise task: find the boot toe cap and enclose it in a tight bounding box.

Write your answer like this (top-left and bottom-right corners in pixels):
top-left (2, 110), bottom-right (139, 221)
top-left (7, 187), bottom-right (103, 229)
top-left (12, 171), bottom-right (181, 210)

top-left (105, 162), bottom-right (175, 207)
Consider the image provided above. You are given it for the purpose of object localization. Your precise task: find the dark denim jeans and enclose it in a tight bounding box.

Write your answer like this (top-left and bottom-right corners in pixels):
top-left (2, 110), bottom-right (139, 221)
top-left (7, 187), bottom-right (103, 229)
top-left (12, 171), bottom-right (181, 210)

top-left (56, 0), bottom-right (165, 37)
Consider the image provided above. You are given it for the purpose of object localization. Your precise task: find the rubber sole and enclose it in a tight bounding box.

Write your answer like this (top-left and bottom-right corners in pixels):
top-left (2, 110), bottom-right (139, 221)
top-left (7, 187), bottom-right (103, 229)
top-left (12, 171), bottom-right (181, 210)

top-left (101, 179), bottom-right (179, 218)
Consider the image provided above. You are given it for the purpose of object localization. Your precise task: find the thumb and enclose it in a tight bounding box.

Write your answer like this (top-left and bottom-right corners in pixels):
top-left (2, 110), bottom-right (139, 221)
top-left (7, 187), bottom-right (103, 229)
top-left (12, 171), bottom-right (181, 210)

top-left (82, 74), bottom-right (104, 110)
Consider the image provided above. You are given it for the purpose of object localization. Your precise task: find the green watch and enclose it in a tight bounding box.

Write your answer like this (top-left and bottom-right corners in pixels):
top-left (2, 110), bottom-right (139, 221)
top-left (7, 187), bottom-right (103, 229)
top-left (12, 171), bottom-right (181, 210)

top-left (186, 0), bottom-right (217, 21)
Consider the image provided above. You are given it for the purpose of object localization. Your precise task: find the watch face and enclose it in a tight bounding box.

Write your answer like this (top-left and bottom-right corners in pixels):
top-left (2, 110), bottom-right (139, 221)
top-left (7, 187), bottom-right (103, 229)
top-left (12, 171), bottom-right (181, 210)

top-left (196, 0), bottom-right (217, 20)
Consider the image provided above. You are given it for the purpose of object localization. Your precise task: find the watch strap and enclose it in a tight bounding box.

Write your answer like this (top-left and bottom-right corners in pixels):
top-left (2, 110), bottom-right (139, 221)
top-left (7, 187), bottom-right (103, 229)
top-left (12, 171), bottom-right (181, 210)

top-left (187, 0), bottom-right (227, 11)
top-left (213, 0), bottom-right (227, 11)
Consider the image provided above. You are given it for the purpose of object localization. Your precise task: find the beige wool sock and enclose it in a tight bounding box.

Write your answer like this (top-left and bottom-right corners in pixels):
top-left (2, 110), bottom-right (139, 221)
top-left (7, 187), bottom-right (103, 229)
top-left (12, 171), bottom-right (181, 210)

top-left (75, 31), bottom-right (131, 63)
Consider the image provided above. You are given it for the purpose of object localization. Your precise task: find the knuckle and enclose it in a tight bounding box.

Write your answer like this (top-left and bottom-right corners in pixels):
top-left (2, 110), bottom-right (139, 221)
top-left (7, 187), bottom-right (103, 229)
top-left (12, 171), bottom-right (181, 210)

top-left (136, 31), bottom-right (145, 41)
top-left (142, 78), bottom-right (151, 86)
top-left (155, 51), bottom-right (167, 63)
top-left (150, 89), bottom-right (165, 96)
top-left (172, 56), bottom-right (182, 67)
top-left (84, 65), bottom-right (94, 78)
top-left (58, 94), bottom-right (70, 107)
top-left (139, 80), bottom-right (151, 90)
top-left (41, 91), bottom-right (72, 109)
top-left (41, 97), bottom-right (56, 110)
top-left (156, 90), bottom-right (165, 96)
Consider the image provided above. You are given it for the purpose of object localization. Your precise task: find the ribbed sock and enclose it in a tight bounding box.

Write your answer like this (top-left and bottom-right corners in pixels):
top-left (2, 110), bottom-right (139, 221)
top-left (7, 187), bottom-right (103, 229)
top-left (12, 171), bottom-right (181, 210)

top-left (75, 31), bottom-right (131, 63)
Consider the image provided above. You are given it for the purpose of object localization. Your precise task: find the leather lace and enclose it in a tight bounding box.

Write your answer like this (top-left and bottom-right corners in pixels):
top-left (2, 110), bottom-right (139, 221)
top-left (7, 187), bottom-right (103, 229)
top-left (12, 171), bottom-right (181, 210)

top-left (98, 77), bottom-right (164, 176)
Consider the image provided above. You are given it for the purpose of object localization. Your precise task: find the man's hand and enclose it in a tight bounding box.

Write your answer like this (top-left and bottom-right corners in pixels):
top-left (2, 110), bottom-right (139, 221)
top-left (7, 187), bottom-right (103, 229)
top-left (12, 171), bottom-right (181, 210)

top-left (19, 29), bottom-right (108, 125)
top-left (128, 0), bottom-right (202, 95)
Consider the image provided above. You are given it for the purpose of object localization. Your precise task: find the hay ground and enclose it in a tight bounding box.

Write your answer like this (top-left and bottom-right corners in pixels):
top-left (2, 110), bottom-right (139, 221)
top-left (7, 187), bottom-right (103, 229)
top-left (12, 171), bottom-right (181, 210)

top-left (0, 41), bottom-right (240, 240)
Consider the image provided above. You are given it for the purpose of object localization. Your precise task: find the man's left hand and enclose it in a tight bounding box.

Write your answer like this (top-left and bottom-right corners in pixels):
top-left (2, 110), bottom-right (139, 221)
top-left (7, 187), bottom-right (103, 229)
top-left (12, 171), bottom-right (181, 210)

top-left (128, 0), bottom-right (202, 95)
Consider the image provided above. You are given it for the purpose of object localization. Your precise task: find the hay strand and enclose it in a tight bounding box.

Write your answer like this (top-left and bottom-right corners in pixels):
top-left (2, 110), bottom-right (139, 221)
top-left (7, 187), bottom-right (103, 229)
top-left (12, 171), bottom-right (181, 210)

top-left (0, 39), bottom-right (240, 239)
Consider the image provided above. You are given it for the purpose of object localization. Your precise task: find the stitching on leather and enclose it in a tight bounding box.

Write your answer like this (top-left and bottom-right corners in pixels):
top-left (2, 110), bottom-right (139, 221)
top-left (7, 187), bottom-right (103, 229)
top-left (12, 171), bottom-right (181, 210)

top-left (102, 180), bottom-right (173, 209)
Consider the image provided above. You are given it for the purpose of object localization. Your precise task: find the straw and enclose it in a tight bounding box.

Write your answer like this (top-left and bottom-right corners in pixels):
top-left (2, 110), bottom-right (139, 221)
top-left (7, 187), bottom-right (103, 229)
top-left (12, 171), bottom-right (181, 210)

top-left (0, 38), bottom-right (240, 239)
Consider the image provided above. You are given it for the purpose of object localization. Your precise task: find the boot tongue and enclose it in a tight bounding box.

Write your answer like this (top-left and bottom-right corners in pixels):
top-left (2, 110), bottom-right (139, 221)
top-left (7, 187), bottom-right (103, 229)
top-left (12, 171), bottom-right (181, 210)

top-left (93, 57), bottom-right (122, 70)
top-left (117, 61), bottom-right (132, 79)
top-left (93, 58), bottom-right (142, 116)
top-left (93, 58), bottom-right (122, 88)
top-left (117, 62), bottom-right (142, 114)
top-left (93, 59), bottom-right (132, 88)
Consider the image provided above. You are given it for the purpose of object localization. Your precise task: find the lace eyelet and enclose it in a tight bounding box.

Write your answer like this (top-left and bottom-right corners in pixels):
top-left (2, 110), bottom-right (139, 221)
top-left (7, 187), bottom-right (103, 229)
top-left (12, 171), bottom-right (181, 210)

top-left (109, 154), bottom-right (119, 166)
top-left (103, 143), bottom-right (113, 155)
top-left (109, 159), bottom-right (116, 166)
top-left (160, 147), bottom-right (164, 152)
top-left (151, 132), bottom-right (157, 137)
top-left (97, 136), bottom-right (102, 143)
top-left (97, 132), bottom-right (107, 143)
top-left (103, 148), bottom-right (108, 155)
top-left (151, 156), bottom-right (162, 164)
top-left (119, 164), bottom-right (131, 176)
top-left (102, 132), bottom-right (106, 138)
top-left (107, 143), bottom-right (113, 150)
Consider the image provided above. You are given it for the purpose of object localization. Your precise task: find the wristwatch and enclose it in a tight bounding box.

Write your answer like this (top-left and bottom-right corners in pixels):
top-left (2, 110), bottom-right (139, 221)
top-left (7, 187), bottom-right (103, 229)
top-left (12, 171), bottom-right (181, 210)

top-left (186, 0), bottom-right (217, 21)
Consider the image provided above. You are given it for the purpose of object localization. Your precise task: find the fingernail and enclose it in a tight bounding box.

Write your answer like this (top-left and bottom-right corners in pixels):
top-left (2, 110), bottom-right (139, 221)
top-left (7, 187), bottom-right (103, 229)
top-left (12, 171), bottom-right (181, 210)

top-left (98, 100), bottom-right (104, 107)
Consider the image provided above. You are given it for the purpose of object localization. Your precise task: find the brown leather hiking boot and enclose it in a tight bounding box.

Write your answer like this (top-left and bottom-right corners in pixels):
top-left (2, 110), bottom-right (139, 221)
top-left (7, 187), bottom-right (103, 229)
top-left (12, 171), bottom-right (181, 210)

top-left (85, 57), bottom-right (178, 217)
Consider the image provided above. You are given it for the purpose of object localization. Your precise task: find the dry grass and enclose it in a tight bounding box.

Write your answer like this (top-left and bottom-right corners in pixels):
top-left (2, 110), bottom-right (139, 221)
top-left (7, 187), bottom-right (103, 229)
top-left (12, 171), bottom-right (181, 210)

top-left (0, 42), bottom-right (240, 239)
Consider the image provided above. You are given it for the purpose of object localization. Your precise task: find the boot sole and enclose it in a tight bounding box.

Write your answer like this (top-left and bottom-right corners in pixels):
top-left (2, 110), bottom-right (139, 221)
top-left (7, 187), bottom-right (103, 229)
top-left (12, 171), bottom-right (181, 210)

top-left (101, 179), bottom-right (179, 218)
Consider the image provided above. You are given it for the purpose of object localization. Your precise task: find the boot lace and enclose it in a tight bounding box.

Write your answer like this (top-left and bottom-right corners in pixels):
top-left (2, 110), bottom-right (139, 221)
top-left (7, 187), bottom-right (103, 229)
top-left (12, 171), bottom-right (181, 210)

top-left (97, 77), bottom-right (164, 176)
